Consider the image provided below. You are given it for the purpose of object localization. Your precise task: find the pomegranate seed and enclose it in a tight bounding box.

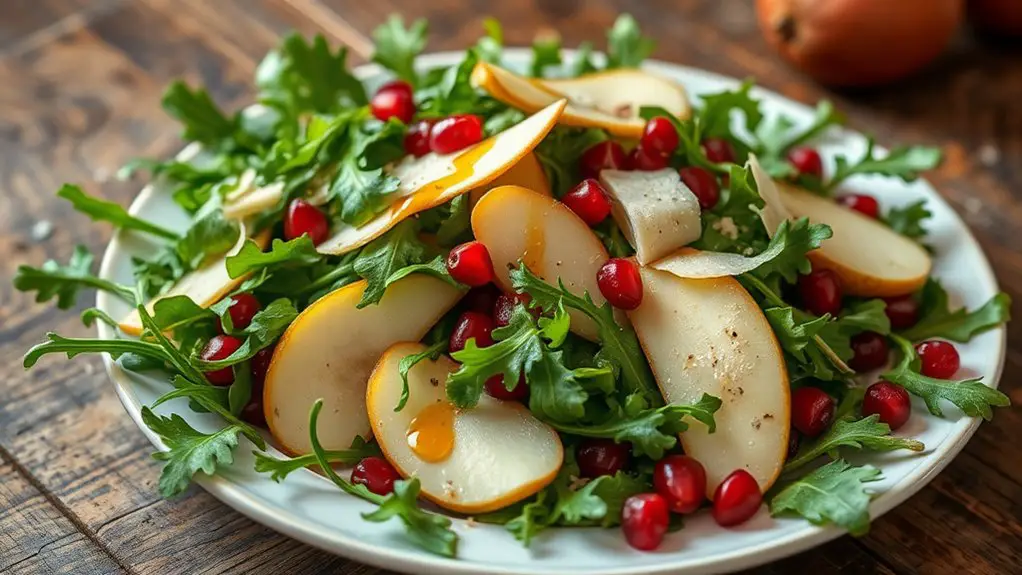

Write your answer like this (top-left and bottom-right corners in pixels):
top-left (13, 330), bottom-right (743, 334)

top-left (883, 295), bottom-right (920, 330)
top-left (597, 258), bottom-right (644, 310)
top-left (222, 293), bottom-right (260, 331)
top-left (790, 386), bottom-right (835, 437)
top-left (679, 166), bottom-right (721, 210)
top-left (915, 340), bottom-right (961, 379)
top-left (653, 455), bottom-right (707, 514)
top-left (446, 241), bottom-right (495, 287)
top-left (787, 146), bottom-right (824, 179)
top-left (579, 141), bottom-right (630, 179)
top-left (849, 331), bottom-right (890, 372)
top-left (449, 311), bottom-right (495, 354)
top-left (370, 81), bottom-right (416, 124)
top-left (351, 456), bottom-right (401, 496)
top-left (251, 345), bottom-right (275, 384)
top-left (797, 269), bottom-right (843, 317)
top-left (429, 114), bottom-right (483, 154)
top-left (863, 381), bottom-right (912, 430)
top-left (493, 293), bottom-right (534, 327)
top-left (837, 194), bottom-right (880, 219)
top-left (485, 372), bottom-right (529, 401)
top-left (199, 335), bottom-right (243, 386)
top-left (712, 470), bottom-right (762, 527)
top-left (576, 438), bottom-right (630, 478)
top-left (786, 429), bottom-right (801, 461)
top-left (562, 179), bottom-right (612, 226)
top-left (621, 493), bottom-right (670, 551)
top-left (462, 285), bottom-right (501, 314)
top-left (701, 137), bottom-right (737, 163)
top-left (284, 199), bottom-right (330, 245)
top-left (640, 117), bottom-right (680, 157)
top-left (404, 119), bottom-right (434, 157)
top-left (629, 145), bottom-right (670, 171)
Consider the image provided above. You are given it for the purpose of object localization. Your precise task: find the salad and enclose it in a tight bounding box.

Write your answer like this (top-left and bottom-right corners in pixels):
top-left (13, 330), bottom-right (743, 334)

top-left (16, 13), bottom-right (1012, 558)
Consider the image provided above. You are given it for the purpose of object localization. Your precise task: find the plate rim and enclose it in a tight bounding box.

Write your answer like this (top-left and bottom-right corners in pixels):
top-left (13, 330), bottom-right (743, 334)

top-left (95, 48), bottom-right (1007, 575)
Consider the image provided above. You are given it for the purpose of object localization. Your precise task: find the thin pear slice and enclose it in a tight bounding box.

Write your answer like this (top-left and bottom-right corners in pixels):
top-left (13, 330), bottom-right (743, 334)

top-left (118, 225), bottom-right (269, 336)
top-left (316, 100), bottom-right (566, 256)
top-left (778, 183), bottom-right (931, 297)
top-left (471, 185), bottom-right (618, 341)
top-left (653, 247), bottom-right (778, 279)
top-left (263, 275), bottom-right (463, 455)
top-left (627, 267), bottom-right (789, 496)
top-left (599, 169), bottom-right (702, 265)
top-left (367, 343), bottom-right (562, 513)
top-left (748, 155), bottom-right (791, 238)
top-left (221, 169), bottom-right (285, 221)
top-left (472, 62), bottom-right (690, 137)
top-left (468, 151), bottom-right (550, 205)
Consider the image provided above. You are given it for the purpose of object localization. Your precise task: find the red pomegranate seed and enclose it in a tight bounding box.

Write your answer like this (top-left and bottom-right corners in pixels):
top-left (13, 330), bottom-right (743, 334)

top-left (446, 241), bottom-right (495, 287)
top-left (485, 372), bottom-right (529, 401)
top-left (449, 311), bottom-right (495, 354)
top-left (883, 295), bottom-right (920, 330)
top-left (679, 166), bottom-right (721, 210)
top-left (222, 293), bottom-right (260, 331)
top-left (284, 199), bottom-right (330, 245)
top-left (429, 114), bottom-right (483, 154)
top-left (786, 429), bottom-right (801, 461)
top-left (351, 456), bottom-right (401, 496)
top-left (790, 386), bottom-right (836, 437)
top-left (701, 137), bottom-right (737, 163)
top-left (370, 81), bottom-right (416, 124)
top-left (849, 331), bottom-right (890, 372)
top-left (653, 455), bottom-right (707, 514)
top-left (712, 470), bottom-right (762, 527)
top-left (200, 335), bottom-right (243, 386)
top-left (787, 146), bottom-right (824, 179)
top-left (915, 340), bottom-right (961, 379)
top-left (562, 178), bottom-right (612, 226)
top-left (576, 438), bottom-right (631, 478)
top-left (404, 119), bottom-right (434, 157)
top-left (837, 194), bottom-right (880, 219)
top-left (579, 141), bottom-right (630, 179)
top-left (621, 493), bottom-right (670, 551)
top-left (462, 285), bottom-right (501, 314)
top-left (597, 258), bottom-right (644, 310)
top-left (493, 293), bottom-right (534, 327)
top-left (797, 269), bottom-right (843, 317)
top-left (629, 144), bottom-right (670, 171)
top-left (863, 381), bottom-right (912, 430)
top-left (251, 345), bottom-right (275, 384)
top-left (641, 117), bottom-right (680, 157)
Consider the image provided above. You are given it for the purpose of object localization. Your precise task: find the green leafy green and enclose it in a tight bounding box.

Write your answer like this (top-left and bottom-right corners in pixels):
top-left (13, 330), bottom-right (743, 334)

top-left (606, 14), bottom-right (655, 69)
top-left (771, 459), bottom-right (882, 536)
top-left (757, 100), bottom-right (844, 163)
top-left (23, 333), bottom-right (169, 368)
top-left (14, 245), bottom-right (136, 309)
top-left (257, 33), bottom-right (367, 118)
top-left (57, 185), bottom-right (178, 240)
top-left (80, 307), bottom-right (118, 329)
top-left (330, 118), bottom-right (406, 226)
top-left (254, 436), bottom-right (381, 482)
top-left (751, 218), bottom-right (833, 283)
top-left (474, 18), bottom-right (504, 64)
top-left (142, 407), bottom-right (244, 498)
top-left (530, 33), bottom-right (563, 77)
top-left (226, 235), bottom-right (322, 279)
top-left (825, 140), bottom-right (941, 194)
top-left (174, 213), bottom-right (240, 270)
top-left (371, 16), bottom-right (429, 86)
top-left (352, 221), bottom-right (452, 308)
top-left (785, 414), bottom-right (925, 472)
top-left (192, 299), bottom-right (298, 370)
top-left (882, 199), bottom-right (931, 240)
top-left (534, 127), bottom-right (608, 197)
top-left (161, 81), bottom-right (241, 148)
top-left (568, 42), bottom-right (598, 77)
top-left (397, 340), bottom-right (447, 412)
top-left (697, 80), bottom-right (762, 153)
top-left (900, 280), bottom-right (1011, 343)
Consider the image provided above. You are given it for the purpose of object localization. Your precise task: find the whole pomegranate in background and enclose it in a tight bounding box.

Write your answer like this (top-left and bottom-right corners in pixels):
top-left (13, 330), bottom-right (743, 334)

top-left (969, 0), bottom-right (1022, 36)
top-left (755, 0), bottom-right (965, 87)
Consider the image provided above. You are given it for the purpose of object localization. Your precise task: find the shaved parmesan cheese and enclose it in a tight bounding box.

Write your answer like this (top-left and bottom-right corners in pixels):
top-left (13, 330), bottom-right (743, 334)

top-left (652, 247), bottom-right (777, 279)
top-left (748, 154), bottom-right (791, 238)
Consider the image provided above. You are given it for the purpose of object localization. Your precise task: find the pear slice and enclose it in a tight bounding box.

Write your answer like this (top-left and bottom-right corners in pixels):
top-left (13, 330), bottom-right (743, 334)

top-left (471, 185), bottom-right (619, 341)
top-left (748, 155), bottom-right (791, 239)
top-left (599, 169), bottom-right (702, 265)
top-left (263, 275), bottom-right (463, 455)
top-left (221, 169), bottom-right (285, 221)
top-left (627, 267), bottom-right (789, 496)
top-left (118, 225), bottom-right (269, 336)
top-left (472, 62), bottom-right (690, 138)
top-left (778, 183), bottom-right (931, 297)
top-left (316, 100), bottom-right (566, 256)
top-left (366, 343), bottom-right (562, 513)
top-left (652, 247), bottom-right (778, 279)
top-left (468, 151), bottom-right (550, 205)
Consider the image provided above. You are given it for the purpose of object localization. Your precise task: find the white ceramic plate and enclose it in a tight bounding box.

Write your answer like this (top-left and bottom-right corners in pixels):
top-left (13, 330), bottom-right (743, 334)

top-left (95, 50), bottom-right (1006, 575)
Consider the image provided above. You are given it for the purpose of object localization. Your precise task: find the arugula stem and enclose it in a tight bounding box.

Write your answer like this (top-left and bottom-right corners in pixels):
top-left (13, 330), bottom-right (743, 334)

top-left (23, 336), bottom-right (169, 368)
top-left (296, 262), bottom-right (356, 295)
top-left (308, 400), bottom-right (386, 505)
top-left (47, 273), bottom-right (138, 304)
top-left (136, 305), bottom-right (210, 385)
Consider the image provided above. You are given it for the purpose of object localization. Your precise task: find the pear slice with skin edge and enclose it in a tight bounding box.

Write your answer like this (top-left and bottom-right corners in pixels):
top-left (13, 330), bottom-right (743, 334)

top-left (468, 151), bottom-right (550, 206)
top-left (627, 266), bottom-right (790, 496)
top-left (118, 224), bottom-right (270, 336)
top-left (367, 343), bottom-right (563, 514)
top-left (471, 185), bottom-right (625, 342)
top-left (471, 61), bottom-right (690, 138)
top-left (263, 275), bottom-right (464, 455)
top-left (315, 100), bottom-right (566, 256)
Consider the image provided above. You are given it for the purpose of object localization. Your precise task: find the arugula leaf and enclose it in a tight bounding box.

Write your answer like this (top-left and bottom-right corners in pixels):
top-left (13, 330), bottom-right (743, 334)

top-left (434, 195), bottom-right (471, 246)
top-left (80, 307), bottom-right (118, 329)
top-left (353, 221), bottom-right (436, 307)
top-left (883, 335), bottom-right (1009, 420)
top-left (568, 42), bottom-right (598, 77)
top-left (397, 340), bottom-right (447, 412)
top-left (757, 100), bottom-right (843, 159)
top-left (474, 18), bottom-right (504, 64)
top-left (371, 16), bottom-right (428, 86)
top-left (784, 414), bottom-right (925, 472)
top-left (534, 127), bottom-right (608, 197)
top-left (900, 280), bottom-right (1010, 343)
top-left (141, 407), bottom-right (243, 498)
top-left (750, 218), bottom-right (833, 283)
top-left (161, 81), bottom-right (239, 148)
top-left (174, 213), bottom-right (240, 270)
top-left (151, 295), bottom-right (218, 353)
top-left (57, 185), bottom-right (178, 240)
top-left (606, 14), bottom-right (655, 69)
top-left (762, 307), bottom-right (830, 363)
top-left (14, 245), bottom-right (136, 309)
top-left (256, 33), bottom-right (367, 118)
top-left (192, 299), bottom-right (298, 370)
top-left (23, 333), bottom-right (169, 368)
top-left (226, 235), bottom-right (322, 279)
top-left (417, 50), bottom-right (490, 117)
top-left (137, 305), bottom-right (213, 385)
top-left (254, 436), bottom-right (381, 482)
top-left (882, 199), bottom-right (931, 240)
top-left (770, 459), bottom-right (882, 536)
top-left (838, 299), bottom-right (892, 336)
top-left (697, 80), bottom-right (763, 152)
top-left (330, 120), bottom-right (405, 226)
top-left (826, 140), bottom-right (941, 193)
top-left (530, 33), bottom-right (563, 77)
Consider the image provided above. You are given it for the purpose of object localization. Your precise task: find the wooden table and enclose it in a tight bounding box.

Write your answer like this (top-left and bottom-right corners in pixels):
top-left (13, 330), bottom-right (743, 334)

top-left (2, 1), bottom-right (1020, 573)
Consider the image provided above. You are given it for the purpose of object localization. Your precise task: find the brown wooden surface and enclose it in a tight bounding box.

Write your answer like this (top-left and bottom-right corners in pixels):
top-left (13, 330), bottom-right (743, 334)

top-left (1, 1), bottom-right (1020, 573)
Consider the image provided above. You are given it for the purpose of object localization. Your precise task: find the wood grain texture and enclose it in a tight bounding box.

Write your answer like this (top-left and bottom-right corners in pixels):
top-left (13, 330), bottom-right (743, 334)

top-left (0, 1), bottom-right (1020, 574)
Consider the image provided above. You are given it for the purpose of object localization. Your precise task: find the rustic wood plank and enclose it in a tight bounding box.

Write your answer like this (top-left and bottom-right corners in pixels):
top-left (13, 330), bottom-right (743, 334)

top-left (0, 0), bottom-right (124, 53)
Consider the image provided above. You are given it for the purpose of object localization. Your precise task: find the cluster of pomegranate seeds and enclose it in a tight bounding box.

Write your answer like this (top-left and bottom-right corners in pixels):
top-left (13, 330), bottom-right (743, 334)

top-left (562, 179), bottom-right (612, 226)
top-left (199, 334), bottom-right (243, 386)
top-left (790, 386), bottom-right (836, 437)
top-left (863, 381), bottom-right (912, 430)
top-left (579, 141), bottom-right (630, 179)
top-left (462, 285), bottom-right (501, 314)
top-left (493, 292), bottom-right (535, 327)
top-left (284, 199), bottom-right (330, 245)
top-left (712, 469), bottom-right (763, 527)
top-left (597, 258), bottom-right (644, 310)
top-left (653, 455), bottom-right (707, 514)
top-left (621, 493), bottom-right (670, 550)
top-left (837, 193), bottom-right (880, 219)
top-left (484, 373), bottom-right (529, 401)
top-left (882, 294), bottom-right (920, 330)
top-left (449, 311), bottom-right (495, 353)
top-left (915, 340), bottom-right (961, 378)
top-left (222, 293), bottom-right (260, 331)
top-left (787, 146), bottom-right (824, 179)
top-left (446, 241), bottom-right (495, 286)
top-left (629, 145), bottom-right (669, 171)
top-left (701, 137), bottom-right (737, 163)
top-left (370, 80), bottom-right (416, 124)
top-left (849, 331), bottom-right (890, 372)
top-left (429, 114), bottom-right (483, 154)
top-left (403, 119), bottom-right (434, 157)
top-left (576, 438), bottom-right (630, 478)
top-left (679, 166), bottom-right (721, 210)
top-left (797, 269), bottom-right (843, 317)
top-left (351, 456), bottom-right (401, 496)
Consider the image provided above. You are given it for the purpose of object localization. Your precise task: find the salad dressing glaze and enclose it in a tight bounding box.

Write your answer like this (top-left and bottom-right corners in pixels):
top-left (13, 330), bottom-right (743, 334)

top-left (406, 401), bottom-right (456, 462)
top-left (399, 138), bottom-right (497, 217)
